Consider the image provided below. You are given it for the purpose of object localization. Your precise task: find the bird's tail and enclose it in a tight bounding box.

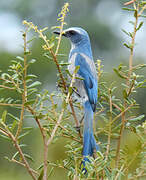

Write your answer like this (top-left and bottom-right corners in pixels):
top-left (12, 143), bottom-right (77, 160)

top-left (82, 101), bottom-right (99, 164)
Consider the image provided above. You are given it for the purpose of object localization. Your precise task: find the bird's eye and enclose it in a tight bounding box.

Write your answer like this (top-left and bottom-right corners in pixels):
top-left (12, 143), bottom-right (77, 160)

top-left (69, 30), bottom-right (76, 35)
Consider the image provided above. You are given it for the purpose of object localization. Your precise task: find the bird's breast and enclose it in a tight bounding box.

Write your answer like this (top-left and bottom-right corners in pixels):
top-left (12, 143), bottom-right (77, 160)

top-left (68, 53), bottom-right (88, 102)
top-left (68, 53), bottom-right (77, 74)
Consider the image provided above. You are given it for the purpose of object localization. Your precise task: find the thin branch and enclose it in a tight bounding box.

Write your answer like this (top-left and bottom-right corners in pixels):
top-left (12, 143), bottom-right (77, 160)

top-left (105, 89), bottom-right (112, 161)
top-left (115, 1), bottom-right (141, 169)
top-left (138, 5), bottom-right (146, 17)
top-left (27, 105), bottom-right (45, 139)
top-left (6, 130), bottom-right (37, 180)
top-left (47, 71), bottom-right (76, 146)
top-left (47, 116), bottom-right (68, 132)
top-left (26, 106), bottom-right (47, 180)
top-left (128, 3), bottom-right (139, 80)
top-left (115, 164), bottom-right (124, 180)
top-left (0, 103), bottom-right (22, 107)
top-left (0, 85), bottom-right (15, 90)
top-left (115, 110), bottom-right (126, 167)
top-left (62, 134), bottom-right (81, 143)
top-left (69, 98), bottom-right (82, 138)
top-left (0, 127), bottom-right (9, 136)
top-left (55, 3), bottom-right (69, 55)
top-left (111, 103), bottom-right (134, 125)
top-left (124, 0), bottom-right (136, 6)
top-left (11, 158), bottom-right (39, 175)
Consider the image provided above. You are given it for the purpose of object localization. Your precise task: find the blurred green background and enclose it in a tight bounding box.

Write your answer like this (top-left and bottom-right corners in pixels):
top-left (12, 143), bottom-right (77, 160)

top-left (0, 0), bottom-right (146, 179)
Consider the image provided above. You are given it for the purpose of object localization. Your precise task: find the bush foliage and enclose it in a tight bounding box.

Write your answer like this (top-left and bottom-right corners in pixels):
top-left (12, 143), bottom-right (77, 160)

top-left (0, 1), bottom-right (146, 180)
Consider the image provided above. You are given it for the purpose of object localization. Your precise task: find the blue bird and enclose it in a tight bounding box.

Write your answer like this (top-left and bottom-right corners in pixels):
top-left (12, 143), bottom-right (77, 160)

top-left (54, 27), bottom-right (99, 168)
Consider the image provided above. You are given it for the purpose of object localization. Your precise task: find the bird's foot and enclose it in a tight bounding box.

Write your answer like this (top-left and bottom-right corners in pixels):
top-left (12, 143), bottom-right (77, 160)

top-left (80, 157), bottom-right (90, 175)
top-left (74, 125), bottom-right (81, 133)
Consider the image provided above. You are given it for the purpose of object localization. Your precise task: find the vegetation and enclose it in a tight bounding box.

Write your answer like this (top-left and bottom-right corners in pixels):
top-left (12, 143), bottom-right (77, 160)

top-left (0, 1), bottom-right (146, 179)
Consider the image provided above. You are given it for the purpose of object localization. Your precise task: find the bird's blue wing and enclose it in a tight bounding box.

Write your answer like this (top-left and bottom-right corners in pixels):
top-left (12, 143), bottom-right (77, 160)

top-left (75, 53), bottom-right (97, 111)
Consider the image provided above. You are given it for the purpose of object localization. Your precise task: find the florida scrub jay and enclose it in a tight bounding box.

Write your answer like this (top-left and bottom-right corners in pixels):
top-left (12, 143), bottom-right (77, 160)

top-left (54, 27), bottom-right (99, 165)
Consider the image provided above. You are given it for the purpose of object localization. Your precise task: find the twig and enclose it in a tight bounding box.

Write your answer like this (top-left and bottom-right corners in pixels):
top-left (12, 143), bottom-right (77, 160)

top-left (0, 127), bottom-right (9, 136)
top-left (115, 164), bottom-right (124, 180)
top-left (115, 111), bottom-right (125, 167)
top-left (124, 0), bottom-right (136, 6)
top-left (69, 98), bottom-right (82, 138)
top-left (1, 131), bottom-right (37, 178)
top-left (62, 134), bottom-right (81, 143)
top-left (0, 85), bottom-right (15, 90)
top-left (105, 89), bottom-right (112, 161)
top-left (138, 5), bottom-right (146, 17)
top-left (111, 103), bottom-right (134, 125)
top-left (1, 124), bottom-right (37, 180)
top-left (128, 3), bottom-right (139, 80)
top-left (55, 3), bottom-right (69, 55)
top-left (47, 71), bottom-right (76, 146)
top-left (27, 105), bottom-right (47, 180)
top-left (27, 106), bottom-right (45, 139)
top-left (115, 1), bottom-right (141, 168)
top-left (9, 133), bottom-right (37, 180)
top-left (11, 158), bottom-right (39, 175)
top-left (0, 103), bottom-right (22, 107)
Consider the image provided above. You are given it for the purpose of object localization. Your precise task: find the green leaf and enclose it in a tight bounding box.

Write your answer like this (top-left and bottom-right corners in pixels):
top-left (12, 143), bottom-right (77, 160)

top-left (104, 167), bottom-right (111, 178)
top-left (19, 144), bottom-right (27, 147)
top-left (28, 81), bottom-right (41, 88)
top-left (68, 87), bottom-right (73, 94)
top-left (24, 99), bottom-right (35, 106)
top-left (16, 56), bottom-right (24, 62)
top-left (8, 113), bottom-right (19, 121)
top-left (26, 36), bottom-right (36, 44)
top-left (74, 65), bottom-right (80, 74)
top-left (62, 100), bottom-right (67, 109)
top-left (11, 120), bottom-right (17, 131)
top-left (28, 59), bottom-right (36, 64)
top-left (59, 62), bottom-right (70, 66)
top-left (123, 89), bottom-right (128, 99)
top-left (38, 170), bottom-right (44, 180)
top-left (122, 29), bottom-right (130, 37)
top-left (23, 127), bottom-right (33, 131)
top-left (123, 43), bottom-right (131, 49)
top-left (18, 131), bottom-right (31, 140)
top-left (43, 53), bottom-right (53, 60)
top-left (26, 74), bottom-right (37, 80)
top-left (75, 76), bottom-right (84, 80)
top-left (2, 110), bottom-right (7, 123)
top-left (129, 115), bottom-right (145, 122)
top-left (37, 163), bottom-right (44, 170)
top-left (41, 27), bottom-right (48, 32)
top-left (0, 134), bottom-right (10, 141)
top-left (12, 151), bottom-right (19, 159)
top-left (140, 15), bottom-right (146, 18)
top-left (134, 9), bottom-right (138, 18)
top-left (113, 68), bottom-right (127, 79)
top-left (129, 21), bottom-right (135, 25)
top-left (57, 54), bottom-right (67, 57)
top-left (65, 69), bottom-right (72, 77)
top-left (122, 8), bottom-right (135, 11)
top-left (24, 50), bottom-right (31, 55)
top-left (24, 153), bottom-right (34, 162)
top-left (1, 73), bottom-right (10, 79)
top-left (136, 21), bottom-right (143, 31)
top-left (48, 167), bottom-right (54, 178)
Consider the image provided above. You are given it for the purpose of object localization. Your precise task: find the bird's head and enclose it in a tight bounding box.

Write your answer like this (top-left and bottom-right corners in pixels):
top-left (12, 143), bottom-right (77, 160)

top-left (54, 27), bottom-right (90, 45)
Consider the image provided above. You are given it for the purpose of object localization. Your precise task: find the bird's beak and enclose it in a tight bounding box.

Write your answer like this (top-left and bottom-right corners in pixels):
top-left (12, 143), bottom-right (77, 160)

top-left (53, 30), bottom-right (67, 37)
